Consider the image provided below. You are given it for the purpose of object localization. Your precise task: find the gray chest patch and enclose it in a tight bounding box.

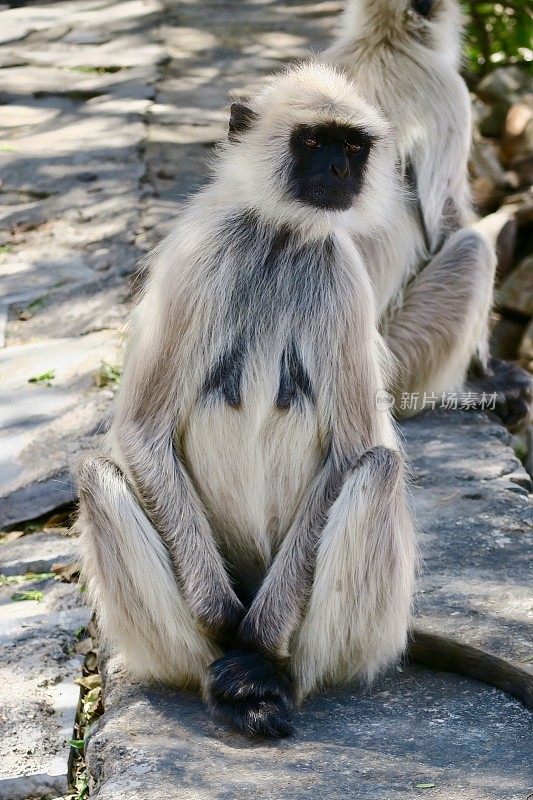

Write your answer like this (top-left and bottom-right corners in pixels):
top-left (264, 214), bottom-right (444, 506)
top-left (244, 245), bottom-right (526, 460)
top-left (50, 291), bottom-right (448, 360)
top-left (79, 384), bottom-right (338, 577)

top-left (276, 340), bottom-right (314, 410)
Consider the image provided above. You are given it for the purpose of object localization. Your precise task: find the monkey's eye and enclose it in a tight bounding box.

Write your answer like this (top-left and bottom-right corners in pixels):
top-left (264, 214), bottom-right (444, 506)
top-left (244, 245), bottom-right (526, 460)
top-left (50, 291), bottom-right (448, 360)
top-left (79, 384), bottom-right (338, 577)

top-left (412, 0), bottom-right (433, 17)
top-left (302, 135), bottom-right (319, 149)
top-left (345, 142), bottom-right (364, 156)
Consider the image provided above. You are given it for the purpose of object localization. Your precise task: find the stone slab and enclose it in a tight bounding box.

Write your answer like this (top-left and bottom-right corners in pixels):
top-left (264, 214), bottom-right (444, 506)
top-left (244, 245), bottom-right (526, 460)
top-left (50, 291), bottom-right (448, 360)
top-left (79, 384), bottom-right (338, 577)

top-left (85, 411), bottom-right (533, 800)
top-left (0, 329), bottom-right (120, 528)
top-left (0, 0), bottom-right (164, 530)
top-left (0, 575), bottom-right (90, 800)
top-left (0, 531), bottom-right (76, 576)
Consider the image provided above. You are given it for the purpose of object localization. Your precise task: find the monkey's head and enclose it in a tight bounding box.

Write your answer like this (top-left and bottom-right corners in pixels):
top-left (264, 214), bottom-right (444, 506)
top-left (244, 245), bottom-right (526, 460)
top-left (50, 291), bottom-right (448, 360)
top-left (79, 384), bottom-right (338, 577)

top-left (222, 63), bottom-right (396, 234)
top-left (340, 0), bottom-right (463, 63)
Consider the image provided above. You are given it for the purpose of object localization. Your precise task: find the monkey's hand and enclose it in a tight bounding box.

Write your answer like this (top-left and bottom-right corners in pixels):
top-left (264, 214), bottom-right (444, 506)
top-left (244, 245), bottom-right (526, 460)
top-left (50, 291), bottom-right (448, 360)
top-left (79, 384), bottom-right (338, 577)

top-left (206, 648), bottom-right (295, 738)
top-left (467, 358), bottom-right (532, 431)
top-left (197, 594), bottom-right (246, 649)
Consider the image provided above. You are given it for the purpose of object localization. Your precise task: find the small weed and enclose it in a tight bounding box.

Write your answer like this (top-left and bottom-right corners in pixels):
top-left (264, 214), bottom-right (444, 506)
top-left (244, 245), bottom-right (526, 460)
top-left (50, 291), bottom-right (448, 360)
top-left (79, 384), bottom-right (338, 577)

top-left (69, 65), bottom-right (122, 74)
top-left (28, 369), bottom-right (55, 386)
top-left (68, 739), bottom-right (85, 750)
top-left (0, 572), bottom-right (54, 587)
top-left (11, 589), bottom-right (44, 602)
top-left (95, 360), bottom-right (121, 388)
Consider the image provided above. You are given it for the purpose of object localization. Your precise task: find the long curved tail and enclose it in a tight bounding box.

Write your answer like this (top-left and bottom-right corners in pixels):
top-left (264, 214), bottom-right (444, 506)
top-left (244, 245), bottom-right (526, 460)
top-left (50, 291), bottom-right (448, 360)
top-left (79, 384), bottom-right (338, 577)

top-left (408, 628), bottom-right (533, 710)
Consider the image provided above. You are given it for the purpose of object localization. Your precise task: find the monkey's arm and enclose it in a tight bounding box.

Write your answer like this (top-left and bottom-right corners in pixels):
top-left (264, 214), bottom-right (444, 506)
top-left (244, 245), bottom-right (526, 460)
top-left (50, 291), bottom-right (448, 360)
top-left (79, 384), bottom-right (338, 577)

top-left (237, 459), bottom-right (343, 659)
top-left (110, 295), bottom-right (244, 641)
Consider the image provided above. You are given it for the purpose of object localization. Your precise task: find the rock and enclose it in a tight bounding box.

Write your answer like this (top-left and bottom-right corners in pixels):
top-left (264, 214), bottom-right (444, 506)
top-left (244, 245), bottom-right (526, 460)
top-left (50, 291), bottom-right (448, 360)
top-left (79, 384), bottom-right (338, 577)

top-left (6, 279), bottom-right (129, 348)
top-left (0, 304), bottom-right (6, 348)
top-left (478, 104), bottom-right (508, 138)
top-left (518, 317), bottom-right (533, 369)
top-left (0, 576), bottom-right (90, 800)
top-left (496, 255), bottom-right (533, 317)
top-left (0, 249), bottom-right (98, 308)
top-left (0, 532), bottom-right (75, 576)
top-left (0, 329), bottom-right (120, 528)
top-left (475, 66), bottom-right (531, 109)
top-left (86, 412), bottom-right (532, 800)
top-left (494, 217), bottom-right (517, 282)
top-left (469, 139), bottom-right (510, 213)
top-left (501, 97), bottom-right (533, 168)
top-left (490, 314), bottom-right (526, 361)
top-left (475, 68), bottom-right (531, 138)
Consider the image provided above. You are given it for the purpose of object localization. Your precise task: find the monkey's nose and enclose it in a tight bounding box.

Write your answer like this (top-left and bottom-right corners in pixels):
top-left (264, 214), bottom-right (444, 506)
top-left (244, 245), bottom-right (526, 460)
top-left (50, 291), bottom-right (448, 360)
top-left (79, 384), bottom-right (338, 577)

top-left (331, 162), bottom-right (349, 178)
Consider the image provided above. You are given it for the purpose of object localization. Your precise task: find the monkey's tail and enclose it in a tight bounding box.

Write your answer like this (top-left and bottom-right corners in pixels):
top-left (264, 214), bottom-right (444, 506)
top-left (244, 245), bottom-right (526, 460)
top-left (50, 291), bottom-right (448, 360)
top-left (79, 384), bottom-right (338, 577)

top-left (407, 628), bottom-right (533, 710)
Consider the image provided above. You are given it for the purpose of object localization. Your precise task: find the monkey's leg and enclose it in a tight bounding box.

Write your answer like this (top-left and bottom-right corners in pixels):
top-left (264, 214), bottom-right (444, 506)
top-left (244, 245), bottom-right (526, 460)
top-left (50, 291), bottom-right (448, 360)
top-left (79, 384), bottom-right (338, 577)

top-left (207, 448), bottom-right (415, 733)
top-left (385, 228), bottom-right (495, 407)
top-left (292, 446), bottom-right (416, 701)
top-left (78, 455), bottom-right (219, 687)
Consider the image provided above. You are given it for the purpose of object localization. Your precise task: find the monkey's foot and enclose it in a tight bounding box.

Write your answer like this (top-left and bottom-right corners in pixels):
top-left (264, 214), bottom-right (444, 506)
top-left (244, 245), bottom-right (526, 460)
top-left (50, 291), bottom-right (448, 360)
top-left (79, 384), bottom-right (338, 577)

top-left (467, 358), bottom-right (531, 431)
top-left (206, 649), bottom-right (295, 738)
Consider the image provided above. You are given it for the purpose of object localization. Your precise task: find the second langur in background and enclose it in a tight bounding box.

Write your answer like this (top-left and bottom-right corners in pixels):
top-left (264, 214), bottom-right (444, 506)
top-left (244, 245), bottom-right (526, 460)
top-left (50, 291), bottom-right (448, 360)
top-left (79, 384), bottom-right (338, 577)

top-left (324, 0), bottom-right (531, 422)
top-left (78, 63), bottom-right (417, 738)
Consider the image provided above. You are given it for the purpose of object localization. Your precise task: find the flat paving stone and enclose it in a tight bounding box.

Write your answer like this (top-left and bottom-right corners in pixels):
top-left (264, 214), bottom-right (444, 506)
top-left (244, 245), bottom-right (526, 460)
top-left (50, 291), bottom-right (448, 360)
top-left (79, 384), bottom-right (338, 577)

top-left (0, 0), bottom-right (162, 526)
top-left (0, 531), bottom-right (76, 576)
top-left (0, 329), bottom-right (120, 528)
top-left (85, 412), bottom-right (532, 800)
top-left (0, 575), bottom-right (90, 800)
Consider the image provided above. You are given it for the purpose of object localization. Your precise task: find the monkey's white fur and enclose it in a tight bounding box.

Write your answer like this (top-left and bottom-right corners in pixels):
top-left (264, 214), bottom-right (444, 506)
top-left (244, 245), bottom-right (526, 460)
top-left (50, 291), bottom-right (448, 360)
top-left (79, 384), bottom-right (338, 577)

top-left (325, 0), bottom-right (496, 405)
top-left (78, 63), bottom-right (416, 702)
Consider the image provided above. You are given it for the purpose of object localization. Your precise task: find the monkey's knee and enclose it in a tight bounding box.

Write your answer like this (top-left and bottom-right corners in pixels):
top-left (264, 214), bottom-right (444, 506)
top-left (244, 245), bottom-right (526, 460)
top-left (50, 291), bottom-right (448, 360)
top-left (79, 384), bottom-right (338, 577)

top-left (445, 228), bottom-right (496, 282)
top-left (352, 445), bottom-right (401, 474)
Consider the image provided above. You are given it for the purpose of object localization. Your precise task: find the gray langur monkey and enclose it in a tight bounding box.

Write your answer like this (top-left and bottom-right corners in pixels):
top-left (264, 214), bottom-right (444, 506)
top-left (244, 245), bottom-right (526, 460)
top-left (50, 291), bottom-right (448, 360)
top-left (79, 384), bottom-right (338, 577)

top-left (78, 63), bottom-right (532, 739)
top-left (78, 63), bottom-right (417, 737)
top-left (324, 0), bottom-right (531, 423)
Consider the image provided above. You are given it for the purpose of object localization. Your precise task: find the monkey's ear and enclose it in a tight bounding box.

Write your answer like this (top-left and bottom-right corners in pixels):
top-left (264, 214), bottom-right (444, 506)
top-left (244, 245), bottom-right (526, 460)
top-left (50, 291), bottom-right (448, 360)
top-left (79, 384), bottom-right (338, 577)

top-left (228, 103), bottom-right (258, 142)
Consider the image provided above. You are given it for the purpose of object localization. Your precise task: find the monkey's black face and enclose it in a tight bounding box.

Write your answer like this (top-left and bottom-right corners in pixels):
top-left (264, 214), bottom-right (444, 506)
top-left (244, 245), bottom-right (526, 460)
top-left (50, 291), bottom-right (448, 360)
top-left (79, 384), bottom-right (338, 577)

top-left (288, 123), bottom-right (374, 211)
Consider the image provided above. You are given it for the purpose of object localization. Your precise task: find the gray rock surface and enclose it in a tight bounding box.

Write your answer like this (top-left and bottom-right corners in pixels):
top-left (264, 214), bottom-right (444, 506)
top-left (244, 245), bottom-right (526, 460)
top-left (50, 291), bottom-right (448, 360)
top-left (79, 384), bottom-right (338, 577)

top-left (0, 531), bottom-right (76, 576)
top-left (0, 570), bottom-right (90, 800)
top-left (86, 411), bottom-right (532, 800)
top-left (0, 0), bottom-right (162, 527)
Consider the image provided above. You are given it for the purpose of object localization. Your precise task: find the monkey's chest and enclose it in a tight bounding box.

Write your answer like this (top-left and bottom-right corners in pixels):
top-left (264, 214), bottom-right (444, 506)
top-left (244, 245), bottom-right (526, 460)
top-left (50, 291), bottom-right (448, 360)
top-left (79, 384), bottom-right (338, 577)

top-left (181, 342), bottom-right (325, 572)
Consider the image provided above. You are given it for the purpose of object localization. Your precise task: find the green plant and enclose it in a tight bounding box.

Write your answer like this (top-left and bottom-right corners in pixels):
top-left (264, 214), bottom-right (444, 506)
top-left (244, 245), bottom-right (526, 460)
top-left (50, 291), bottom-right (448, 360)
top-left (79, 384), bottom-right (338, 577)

top-left (28, 369), bottom-right (55, 386)
top-left (462, 1), bottom-right (533, 75)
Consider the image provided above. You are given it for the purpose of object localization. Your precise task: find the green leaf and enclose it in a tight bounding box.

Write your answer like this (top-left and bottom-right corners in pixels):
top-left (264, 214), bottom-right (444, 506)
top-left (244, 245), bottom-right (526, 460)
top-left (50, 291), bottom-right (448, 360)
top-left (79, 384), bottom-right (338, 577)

top-left (74, 625), bottom-right (86, 640)
top-left (95, 360), bottom-right (121, 387)
top-left (11, 590), bottom-right (44, 602)
top-left (416, 784), bottom-right (436, 789)
top-left (68, 738), bottom-right (85, 750)
top-left (28, 369), bottom-right (55, 386)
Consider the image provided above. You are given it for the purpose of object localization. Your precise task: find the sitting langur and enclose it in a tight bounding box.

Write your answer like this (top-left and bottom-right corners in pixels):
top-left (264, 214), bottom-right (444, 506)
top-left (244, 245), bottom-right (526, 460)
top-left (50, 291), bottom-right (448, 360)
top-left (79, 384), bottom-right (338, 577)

top-left (78, 63), bottom-right (416, 737)
top-left (324, 0), bottom-right (531, 422)
top-left (78, 64), bottom-right (532, 738)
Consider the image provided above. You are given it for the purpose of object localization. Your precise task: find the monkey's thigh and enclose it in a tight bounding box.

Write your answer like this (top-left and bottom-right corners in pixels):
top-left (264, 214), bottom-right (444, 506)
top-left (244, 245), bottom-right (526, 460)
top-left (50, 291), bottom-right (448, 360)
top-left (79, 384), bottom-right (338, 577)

top-left (78, 456), bottom-right (218, 687)
top-left (291, 447), bottom-right (416, 700)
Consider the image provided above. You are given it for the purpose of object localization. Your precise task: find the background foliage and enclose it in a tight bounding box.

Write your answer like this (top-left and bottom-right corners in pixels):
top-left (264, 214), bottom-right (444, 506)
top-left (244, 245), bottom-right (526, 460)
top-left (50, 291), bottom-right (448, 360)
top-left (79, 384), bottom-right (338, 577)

top-left (462, 1), bottom-right (533, 75)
